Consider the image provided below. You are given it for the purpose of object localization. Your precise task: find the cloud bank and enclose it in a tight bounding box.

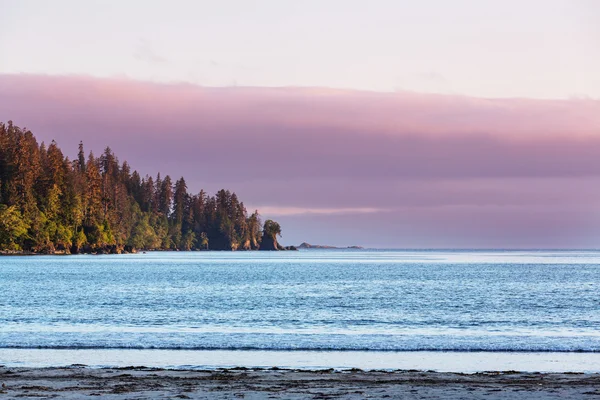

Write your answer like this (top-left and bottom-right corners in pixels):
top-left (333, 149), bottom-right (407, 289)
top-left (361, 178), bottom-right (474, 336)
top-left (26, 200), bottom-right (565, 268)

top-left (1, 74), bottom-right (599, 247)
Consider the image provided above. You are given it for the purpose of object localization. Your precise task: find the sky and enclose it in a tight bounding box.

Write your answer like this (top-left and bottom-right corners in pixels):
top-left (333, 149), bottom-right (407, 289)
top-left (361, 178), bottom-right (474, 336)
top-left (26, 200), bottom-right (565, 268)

top-left (1, 0), bottom-right (599, 247)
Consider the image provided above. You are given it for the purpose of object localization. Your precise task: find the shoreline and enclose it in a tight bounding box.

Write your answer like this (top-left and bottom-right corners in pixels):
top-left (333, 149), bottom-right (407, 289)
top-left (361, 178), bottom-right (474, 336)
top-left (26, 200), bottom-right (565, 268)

top-left (0, 247), bottom-right (299, 256)
top-left (3, 349), bottom-right (600, 375)
top-left (1, 366), bottom-right (599, 399)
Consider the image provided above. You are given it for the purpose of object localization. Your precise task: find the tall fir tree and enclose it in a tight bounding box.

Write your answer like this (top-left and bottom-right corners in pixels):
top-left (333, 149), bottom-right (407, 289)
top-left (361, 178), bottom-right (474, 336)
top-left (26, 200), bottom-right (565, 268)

top-left (0, 121), bottom-right (286, 253)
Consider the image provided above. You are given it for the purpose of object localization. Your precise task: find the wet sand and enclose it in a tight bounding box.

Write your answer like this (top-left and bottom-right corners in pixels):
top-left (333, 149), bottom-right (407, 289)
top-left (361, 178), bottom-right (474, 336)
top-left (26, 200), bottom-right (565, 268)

top-left (1, 366), bottom-right (600, 399)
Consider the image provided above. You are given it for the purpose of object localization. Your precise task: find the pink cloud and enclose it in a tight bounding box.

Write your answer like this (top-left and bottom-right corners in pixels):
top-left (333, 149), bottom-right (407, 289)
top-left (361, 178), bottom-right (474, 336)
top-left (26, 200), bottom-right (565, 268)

top-left (1, 74), bottom-right (599, 247)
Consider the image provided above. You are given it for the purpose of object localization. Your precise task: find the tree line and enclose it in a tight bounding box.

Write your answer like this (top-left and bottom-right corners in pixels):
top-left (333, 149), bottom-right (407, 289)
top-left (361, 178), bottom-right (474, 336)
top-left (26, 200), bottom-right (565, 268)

top-left (0, 121), bottom-right (289, 253)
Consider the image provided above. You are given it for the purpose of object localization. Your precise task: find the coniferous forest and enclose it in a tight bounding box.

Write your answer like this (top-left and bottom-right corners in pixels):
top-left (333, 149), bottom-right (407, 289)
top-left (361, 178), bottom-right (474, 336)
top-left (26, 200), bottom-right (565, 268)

top-left (0, 121), bottom-right (290, 254)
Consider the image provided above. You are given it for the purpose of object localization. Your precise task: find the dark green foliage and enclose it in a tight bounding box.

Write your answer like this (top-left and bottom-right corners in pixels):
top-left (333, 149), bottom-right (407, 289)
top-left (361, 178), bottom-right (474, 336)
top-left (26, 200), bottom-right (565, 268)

top-left (260, 219), bottom-right (282, 251)
top-left (263, 220), bottom-right (282, 237)
top-left (0, 121), bottom-right (283, 253)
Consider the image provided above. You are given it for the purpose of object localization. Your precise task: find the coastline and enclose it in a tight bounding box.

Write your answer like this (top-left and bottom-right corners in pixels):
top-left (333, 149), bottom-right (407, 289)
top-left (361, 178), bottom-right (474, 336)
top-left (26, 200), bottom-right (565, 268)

top-left (2, 366), bottom-right (599, 399)
top-left (0, 247), bottom-right (298, 256)
top-left (3, 250), bottom-right (600, 398)
top-left (3, 348), bottom-right (600, 374)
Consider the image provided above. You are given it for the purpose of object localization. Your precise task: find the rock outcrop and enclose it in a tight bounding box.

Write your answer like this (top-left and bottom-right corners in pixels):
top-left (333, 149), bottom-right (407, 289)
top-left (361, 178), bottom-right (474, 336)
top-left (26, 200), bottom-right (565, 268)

top-left (260, 232), bottom-right (279, 250)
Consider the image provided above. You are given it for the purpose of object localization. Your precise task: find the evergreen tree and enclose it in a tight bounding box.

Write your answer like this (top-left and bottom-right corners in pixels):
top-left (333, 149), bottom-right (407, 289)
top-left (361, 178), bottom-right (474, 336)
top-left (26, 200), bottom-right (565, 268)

top-left (0, 121), bottom-right (286, 253)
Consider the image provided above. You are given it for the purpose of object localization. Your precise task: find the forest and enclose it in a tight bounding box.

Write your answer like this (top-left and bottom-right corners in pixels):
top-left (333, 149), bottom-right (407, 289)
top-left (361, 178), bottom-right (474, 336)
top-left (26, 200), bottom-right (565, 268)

top-left (0, 121), bottom-right (290, 254)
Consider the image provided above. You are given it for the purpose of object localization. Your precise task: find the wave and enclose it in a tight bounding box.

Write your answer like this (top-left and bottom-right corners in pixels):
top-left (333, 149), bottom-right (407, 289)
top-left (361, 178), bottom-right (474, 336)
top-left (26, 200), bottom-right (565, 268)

top-left (3, 330), bottom-right (600, 353)
top-left (1, 344), bottom-right (599, 353)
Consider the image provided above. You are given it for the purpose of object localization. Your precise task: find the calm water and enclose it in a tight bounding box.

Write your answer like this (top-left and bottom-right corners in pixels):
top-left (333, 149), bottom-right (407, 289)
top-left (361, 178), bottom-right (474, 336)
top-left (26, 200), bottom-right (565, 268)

top-left (1, 250), bottom-right (600, 370)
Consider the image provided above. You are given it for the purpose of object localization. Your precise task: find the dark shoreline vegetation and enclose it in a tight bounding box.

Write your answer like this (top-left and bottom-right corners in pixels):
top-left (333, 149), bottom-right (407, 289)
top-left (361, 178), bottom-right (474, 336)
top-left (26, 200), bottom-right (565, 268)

top-left (0, 121), bottom-right (295, 254)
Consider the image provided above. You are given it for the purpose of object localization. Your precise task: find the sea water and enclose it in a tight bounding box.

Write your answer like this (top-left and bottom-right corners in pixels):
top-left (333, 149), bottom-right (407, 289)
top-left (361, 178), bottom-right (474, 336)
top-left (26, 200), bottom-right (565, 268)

top-left (1, 250), bottom-right (600, 371)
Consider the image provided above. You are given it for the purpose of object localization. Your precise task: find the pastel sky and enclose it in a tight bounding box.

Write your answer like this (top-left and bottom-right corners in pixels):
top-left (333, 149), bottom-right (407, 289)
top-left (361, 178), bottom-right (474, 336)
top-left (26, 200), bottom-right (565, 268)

top-left (1, 0), bottom-right (599, 98)
top-left (1, 1), bottom-right (599, 247)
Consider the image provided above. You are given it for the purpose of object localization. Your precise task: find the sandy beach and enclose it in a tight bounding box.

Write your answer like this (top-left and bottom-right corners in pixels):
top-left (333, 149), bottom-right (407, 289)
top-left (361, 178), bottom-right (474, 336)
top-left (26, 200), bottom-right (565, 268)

top-left (1, 366), bottom-right (599, 399)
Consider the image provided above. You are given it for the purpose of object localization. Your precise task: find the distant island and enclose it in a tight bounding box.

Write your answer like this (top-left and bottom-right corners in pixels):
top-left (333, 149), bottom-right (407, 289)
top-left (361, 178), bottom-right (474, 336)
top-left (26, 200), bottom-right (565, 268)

top-left (0, 121), bottom-right (291, 254)
top-left (298, 242), bottom-right (363, 250)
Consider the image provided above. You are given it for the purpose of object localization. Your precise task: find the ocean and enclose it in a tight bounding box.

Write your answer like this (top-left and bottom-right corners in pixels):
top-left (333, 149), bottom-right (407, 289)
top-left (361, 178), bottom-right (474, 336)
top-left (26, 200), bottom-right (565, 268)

top-left (1, 250), bottom-right (600, 372)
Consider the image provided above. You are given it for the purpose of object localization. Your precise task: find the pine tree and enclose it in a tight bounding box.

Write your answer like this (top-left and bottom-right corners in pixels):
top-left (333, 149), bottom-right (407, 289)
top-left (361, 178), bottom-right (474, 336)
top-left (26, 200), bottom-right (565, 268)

top-left (0, 121), bottom-right (285, 253)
